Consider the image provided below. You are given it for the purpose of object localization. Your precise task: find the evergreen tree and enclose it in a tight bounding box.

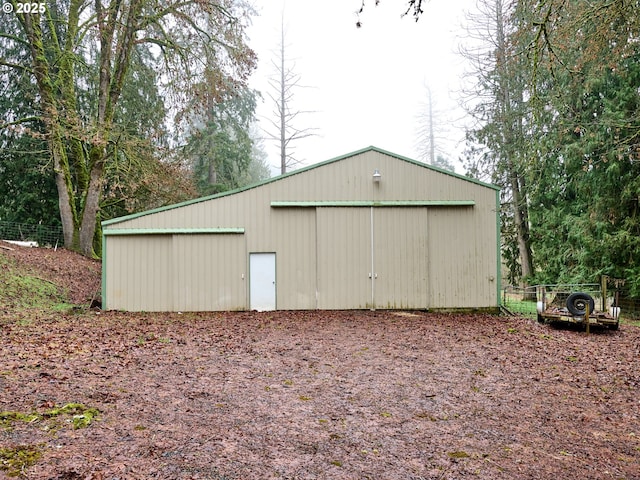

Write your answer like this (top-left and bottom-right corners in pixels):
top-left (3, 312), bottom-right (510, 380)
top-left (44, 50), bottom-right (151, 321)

top-left (0, 11), bottom-right (57, 225)
top-left (185, 87), bottom-right (263, 195)
top-left (463, 0), bottom-right (534, 286)
top-left (528, 50), bottom-right (640, 294)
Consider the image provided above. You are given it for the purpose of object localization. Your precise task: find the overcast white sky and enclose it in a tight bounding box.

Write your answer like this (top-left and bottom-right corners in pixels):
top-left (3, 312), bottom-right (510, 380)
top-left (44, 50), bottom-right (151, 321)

top-left (247, 0), bottom-right (477, 175)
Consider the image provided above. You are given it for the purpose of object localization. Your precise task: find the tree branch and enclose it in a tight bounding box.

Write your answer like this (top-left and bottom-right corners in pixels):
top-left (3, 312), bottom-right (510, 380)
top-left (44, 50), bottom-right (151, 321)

top-left (0, 116), bottom-right (41, 129)
top-left (0, 58), bottom-right (34, 74)
top-left (0, 32), bottom-right (30, 47)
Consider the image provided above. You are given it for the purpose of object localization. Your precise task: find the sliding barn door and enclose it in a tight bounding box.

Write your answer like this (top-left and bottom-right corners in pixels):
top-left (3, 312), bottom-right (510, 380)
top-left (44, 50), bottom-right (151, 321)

top-left (316, 208), bottom-right (372, 309)
top-left (316, 207), bottom-right (429, 310)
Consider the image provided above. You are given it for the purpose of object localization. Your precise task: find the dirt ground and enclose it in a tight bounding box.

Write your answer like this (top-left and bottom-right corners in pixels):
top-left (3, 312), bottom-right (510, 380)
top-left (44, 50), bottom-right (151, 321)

top-left (1, 247), bottom-right (639, 479)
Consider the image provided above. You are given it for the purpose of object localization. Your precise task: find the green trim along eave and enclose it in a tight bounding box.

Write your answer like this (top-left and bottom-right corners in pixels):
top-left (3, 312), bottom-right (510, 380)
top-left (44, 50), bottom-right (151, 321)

top-left (271, 200), bottom-right (476, 207)
top-left (496, 189), bottom-right (502, 307)
top-left (101, 146), bottom-right (500, 228)
top-left (103, 228), bottom-right (245, 236)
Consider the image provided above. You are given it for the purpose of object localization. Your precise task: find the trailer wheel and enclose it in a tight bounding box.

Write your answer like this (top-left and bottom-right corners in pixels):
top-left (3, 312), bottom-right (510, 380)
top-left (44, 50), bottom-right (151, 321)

top-left (566, 292), bottom-right (595, 316)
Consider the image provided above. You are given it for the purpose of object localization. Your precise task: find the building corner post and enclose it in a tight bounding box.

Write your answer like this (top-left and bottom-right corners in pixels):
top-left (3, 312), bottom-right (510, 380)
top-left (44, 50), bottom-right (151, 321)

top-left (495, 189), bottom-right (502, 307)
top-left (101, 227), bottom-right (107, 310)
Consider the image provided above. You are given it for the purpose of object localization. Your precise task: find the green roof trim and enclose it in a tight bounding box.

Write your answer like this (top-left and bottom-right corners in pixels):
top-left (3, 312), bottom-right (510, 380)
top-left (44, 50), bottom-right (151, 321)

top-left (103, 228), bottom-right (244, 235)
top-left (102, 146), bottom-right (499, 227)
top-left (271, 200), bottom-right (475, 208)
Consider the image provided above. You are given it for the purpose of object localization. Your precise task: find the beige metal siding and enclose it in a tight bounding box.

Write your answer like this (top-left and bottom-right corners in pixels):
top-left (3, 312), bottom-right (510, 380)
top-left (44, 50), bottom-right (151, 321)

top-left (428, 205), bottom-right (497, 308)
top-left (105, 234), bottom-right (245, 311)
top-left (317, 208), bottom-right (372, 309)
top-left (173, 235), bottom-right (245, 311)
top-left (105, 235), bottom-right (173, 311)
top-left (374, 207), bottom-right (429, 309)
top-left (270, 208), bottom-right (317, 309)
top-left (106, 150), bottom-right (489, 231)
top-left (316, 207), bottom-right (431, 310)
top-left (104, 148), bottom-right (499, 311)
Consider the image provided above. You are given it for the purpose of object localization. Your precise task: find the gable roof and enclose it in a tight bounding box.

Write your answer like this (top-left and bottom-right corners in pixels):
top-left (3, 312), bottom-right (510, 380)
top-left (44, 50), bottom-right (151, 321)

top-left (102, 146), bottom-right (499, 227)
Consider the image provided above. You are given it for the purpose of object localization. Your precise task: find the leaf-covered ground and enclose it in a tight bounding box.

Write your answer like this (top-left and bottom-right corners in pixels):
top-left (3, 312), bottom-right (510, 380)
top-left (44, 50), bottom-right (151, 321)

top-left (0, 246), bottom-right (639, 479)
top-left (0, 242), bottom-right (100, 307)
top-left (1, 309), bottom-right (639, 479)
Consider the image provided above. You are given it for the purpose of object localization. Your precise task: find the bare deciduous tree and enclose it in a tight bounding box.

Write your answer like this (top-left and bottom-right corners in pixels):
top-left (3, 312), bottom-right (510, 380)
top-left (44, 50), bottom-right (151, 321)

top-left (415, 83), bottom-right (452, 166)
top-left (263, 14), bottom-right (318, 175)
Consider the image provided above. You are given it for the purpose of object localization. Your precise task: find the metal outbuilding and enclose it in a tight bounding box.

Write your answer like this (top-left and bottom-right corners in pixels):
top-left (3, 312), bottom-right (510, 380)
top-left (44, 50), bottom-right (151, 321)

top-left (102, 147), bottom-right (500, 312)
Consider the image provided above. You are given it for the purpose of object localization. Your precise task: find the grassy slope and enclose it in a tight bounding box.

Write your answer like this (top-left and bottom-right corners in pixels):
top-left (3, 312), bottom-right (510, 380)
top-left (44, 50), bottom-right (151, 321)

top-left (0, 253), bottom-right (69, 310)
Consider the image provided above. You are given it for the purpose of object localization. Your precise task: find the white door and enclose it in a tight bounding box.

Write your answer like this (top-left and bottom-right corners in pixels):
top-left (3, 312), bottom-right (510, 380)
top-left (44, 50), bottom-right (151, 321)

top-left (250, 253), bottom-right (276, 311)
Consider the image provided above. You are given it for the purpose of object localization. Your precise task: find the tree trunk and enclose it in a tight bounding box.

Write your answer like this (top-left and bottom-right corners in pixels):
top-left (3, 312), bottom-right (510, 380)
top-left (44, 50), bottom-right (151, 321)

top-left (279, 24), bottom-right (287, 175)
top-left (22, 12), bottom-right (78, 250)
top-left (509, 170), bottom-right (534, 282)
top-left (79, 161), bottom-right (104, 257)
top-left (495, 0), bottom-right (534, 290)
top-left (51, 131), bottom-right (78, 249)
top-left (14, 0), bottom-right (254, 258)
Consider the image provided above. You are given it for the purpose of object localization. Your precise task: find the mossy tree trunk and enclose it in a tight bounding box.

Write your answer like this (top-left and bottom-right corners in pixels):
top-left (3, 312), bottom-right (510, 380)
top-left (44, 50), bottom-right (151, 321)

top-left (15, 0), bottom-right (129, 256)
top-left (9, 0), bottom-right (256, 257)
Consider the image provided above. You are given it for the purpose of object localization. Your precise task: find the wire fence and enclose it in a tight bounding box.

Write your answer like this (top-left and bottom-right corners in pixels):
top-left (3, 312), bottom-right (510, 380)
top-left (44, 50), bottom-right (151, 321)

top-left (0, 221), bottom-right (64, 248)
top-left (502, 285), bottom-right (538, 317)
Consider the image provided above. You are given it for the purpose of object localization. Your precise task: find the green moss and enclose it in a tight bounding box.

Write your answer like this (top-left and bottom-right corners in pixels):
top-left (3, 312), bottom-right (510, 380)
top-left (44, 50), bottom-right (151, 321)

top-left (0, 445), bottom-right (42, 477)
top-left (0, 411), bottom-right (40, 428)
top-left (0, 255), bottom-right (66, 309)
top-left (448, 451), bottom-right (470, 459)
top-left (42, 403), bottom-right (100, 429)
top-left (52, 303), bottom-right (79, 312)
top-left (1, 403), bottom-right (99, 430)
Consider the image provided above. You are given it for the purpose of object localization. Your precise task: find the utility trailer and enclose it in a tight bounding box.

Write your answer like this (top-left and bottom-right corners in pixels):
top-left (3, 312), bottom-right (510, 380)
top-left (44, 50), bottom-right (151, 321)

top-left (536, 286), bottom-right (621, 330)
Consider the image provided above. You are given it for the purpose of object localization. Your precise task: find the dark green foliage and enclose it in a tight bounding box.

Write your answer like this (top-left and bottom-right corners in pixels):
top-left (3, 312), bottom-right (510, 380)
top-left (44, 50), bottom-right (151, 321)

top-left (1, 0), bottom-right (257, 256)
top-left (0, 11), bottom-right (59, 226)
top-left (528, 51), bottom-right (640, 294)
top-left (99, 45), bottom-right (198, 224)
top-left (0, 32), bottom-right (193, 236)
top-left (0, 136), bottom-right (59, 226)
top-left (185, 87), bottom-right (268, 195)
top-left (467, 0), bottom-right (640, 297)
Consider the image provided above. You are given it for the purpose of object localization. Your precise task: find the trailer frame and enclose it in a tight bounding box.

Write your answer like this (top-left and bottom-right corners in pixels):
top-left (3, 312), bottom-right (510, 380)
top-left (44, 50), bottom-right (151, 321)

top-left (536, 285), bottom-right (621, 330)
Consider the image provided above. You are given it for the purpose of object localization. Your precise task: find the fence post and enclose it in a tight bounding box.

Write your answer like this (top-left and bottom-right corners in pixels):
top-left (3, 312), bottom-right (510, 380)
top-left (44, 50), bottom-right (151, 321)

top-left (585, 302), bottom-right (590, 335)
